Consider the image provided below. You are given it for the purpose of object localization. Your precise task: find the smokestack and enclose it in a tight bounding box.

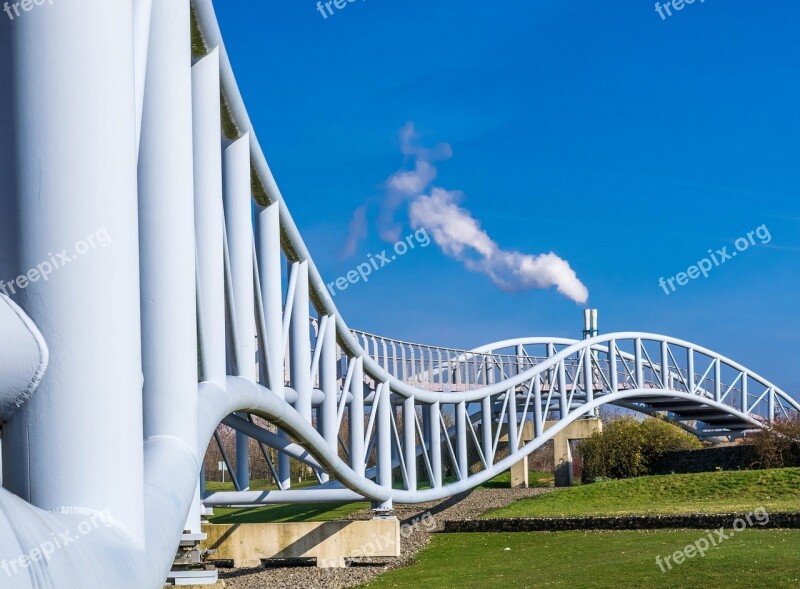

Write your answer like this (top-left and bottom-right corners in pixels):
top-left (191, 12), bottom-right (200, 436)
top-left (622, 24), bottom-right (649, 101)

top-left (583, 308), bottom-right (599, 339)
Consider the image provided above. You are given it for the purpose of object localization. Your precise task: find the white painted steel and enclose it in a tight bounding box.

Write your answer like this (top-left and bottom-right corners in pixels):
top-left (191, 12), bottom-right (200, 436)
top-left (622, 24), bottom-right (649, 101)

top-left (0, 3), bottom-right (796, 589)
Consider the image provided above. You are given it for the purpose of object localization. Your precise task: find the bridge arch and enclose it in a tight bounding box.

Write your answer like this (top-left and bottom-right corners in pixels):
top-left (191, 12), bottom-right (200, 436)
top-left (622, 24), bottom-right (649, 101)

top-left (0, 3), bottom-right (795, 589)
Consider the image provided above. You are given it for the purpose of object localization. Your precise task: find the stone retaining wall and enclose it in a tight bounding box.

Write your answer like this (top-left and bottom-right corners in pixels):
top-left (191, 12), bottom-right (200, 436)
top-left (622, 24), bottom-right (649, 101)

top-left (649, 445), bottom-right (758, 475)
top-left (444, 512), bottom-right (800, 532)
top-left (649, 443), bottom-right (800, 475)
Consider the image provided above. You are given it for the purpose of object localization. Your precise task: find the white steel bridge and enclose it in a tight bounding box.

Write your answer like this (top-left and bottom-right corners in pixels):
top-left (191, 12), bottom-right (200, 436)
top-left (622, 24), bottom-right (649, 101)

top-left (0, 1), bottom-right (797, 588)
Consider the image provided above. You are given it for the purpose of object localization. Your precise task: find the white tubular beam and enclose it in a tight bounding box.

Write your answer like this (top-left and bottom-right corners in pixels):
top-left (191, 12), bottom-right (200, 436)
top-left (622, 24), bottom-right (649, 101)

top-left (349, 357), bottom-right (366, 477)
top-left (769, 389), bottom-right (775, 422)
top-left (609, 340), bottom-right (618, 392)
top-left (204, 489), bottom-right (364, 506)
top-left (0, 0), bottom-right (146, 541)
top-left (191, 45), bottom-right (224, 538)
top-left (138, 0), bottom-right (199, 533)
top-left (583, 348), bottom-right (594, 406)
top-left (533, 375), bottom-right (543, 437)
top-left (133, 0), bottom-right (153, 148)
top-left (376, 379), bottom-right (393, 511)
top-left (320, 314), bottom-right (339, 483)
top-left (256, 201), bottom-right (291, 487)
top-left (192, 48), bottom-right (226, 388)
top-left (742, 374), bottom-right (749, 414)
top-left (429, 402), bottom-right (442, 488)
top-left (223, 133), bottom-right (255, 490)
top-left (403, 397), bottom-right (417, 491)
top-left (223, 134), bottom-right (255, 375)
top-left (481, 394), bottom-right (493, 466)
top-left (256, 202), bottom-right (285, 397)
top-left (456, 401), bottom-right (468, 480)
top-left (558, 361), bottom-right (568, 418)
top-left (507, 386), bottom-right (518, 456)
top-left (139, 0), bottom-right (198, 457)
top-left (290, 260), bottom-right (312, 422)
top-left (635, 338), bottom-right (644, 388)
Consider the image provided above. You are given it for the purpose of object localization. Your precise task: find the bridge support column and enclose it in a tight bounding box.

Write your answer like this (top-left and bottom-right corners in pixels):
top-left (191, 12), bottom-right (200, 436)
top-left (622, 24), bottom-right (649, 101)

top-left (374, 382), bottom-right (393, 516)
top-left (348, 357), bottom-right (366, 478)
top-left (510, 456), bottom-right (529, 488)
top-left (553, 433), bottom-right (573, 488)
top-left (139, 0), bottom-right (200, 538)
top-left (0, 0), bottom-right (145, 540)
top-left (319, 313), bottom-right (339, 484)
top-left (429, 401), bottom-right (442, 488)
top-left (193, 46), bottom-right (227, 529)
top-left (290, 260), bottom-right (313, 424)
top-left (371, 500), bottom-right (394, 517)
top-left (223, 134), bottom-right (255, 491)
top-left (256, 201), bottom-right (292, 489)
top-left (552, 419), bottom-right (602, 487)
top-left (504, 418), bottom-right (603, 488)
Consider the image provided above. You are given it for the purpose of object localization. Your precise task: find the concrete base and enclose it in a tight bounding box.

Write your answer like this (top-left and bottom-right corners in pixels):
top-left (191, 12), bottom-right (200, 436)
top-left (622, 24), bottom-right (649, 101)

top-left (550, 418), bottom-right (602, 487)
top-left (166, 570), bottom-right (219, 586)
top-left (510, 455), bottom-right (529, 489)
top-left (202, 519), bottom-right (400, 568)
top-left (165, 582), bottom-right (225, 589)
top-left (503, 418), bottom-right (603, 488)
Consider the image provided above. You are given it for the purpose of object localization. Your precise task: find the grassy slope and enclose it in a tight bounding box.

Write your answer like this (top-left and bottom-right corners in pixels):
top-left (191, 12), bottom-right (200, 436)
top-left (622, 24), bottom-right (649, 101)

top-left (358, 530), bottom-right (800, 588)
top-left (485, 468), bottom-right (800, 518)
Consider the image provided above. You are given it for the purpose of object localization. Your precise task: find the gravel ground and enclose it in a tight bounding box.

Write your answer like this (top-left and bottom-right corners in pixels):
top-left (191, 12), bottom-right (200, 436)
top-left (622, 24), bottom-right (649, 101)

top-left (218, 486), bottom-right (551, 589)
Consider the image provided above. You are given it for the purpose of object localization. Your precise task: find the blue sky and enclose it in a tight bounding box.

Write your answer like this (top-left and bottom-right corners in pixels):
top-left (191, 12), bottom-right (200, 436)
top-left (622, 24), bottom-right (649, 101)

top-left (214, 0), bottom-right (800, 392)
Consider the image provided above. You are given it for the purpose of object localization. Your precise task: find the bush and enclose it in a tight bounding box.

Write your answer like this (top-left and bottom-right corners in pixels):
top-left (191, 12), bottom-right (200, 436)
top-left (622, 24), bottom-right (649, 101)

top-left (578, 417), bottom-right (702, 482)
top-left (749, 416), bottom-right (800, 469)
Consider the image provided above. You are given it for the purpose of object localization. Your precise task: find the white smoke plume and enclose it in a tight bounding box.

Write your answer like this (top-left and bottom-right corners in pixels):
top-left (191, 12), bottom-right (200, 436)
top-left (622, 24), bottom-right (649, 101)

top-left (408, 188), bottom-right (589, 303)
top-left (340, 123), bottom-right (589, 303)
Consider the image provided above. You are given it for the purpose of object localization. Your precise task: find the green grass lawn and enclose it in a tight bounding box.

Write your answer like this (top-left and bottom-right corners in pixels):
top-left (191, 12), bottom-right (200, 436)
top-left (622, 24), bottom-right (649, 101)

top-left (484, 468), bottom-right (800, 518)
top-left (478, 469), bottom-right (554, 489)
top-left (357, 529), bottom-right (800, 588)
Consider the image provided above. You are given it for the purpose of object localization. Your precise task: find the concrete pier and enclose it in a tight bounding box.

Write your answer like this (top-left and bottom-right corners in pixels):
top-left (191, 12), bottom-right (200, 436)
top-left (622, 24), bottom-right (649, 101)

top-left (506, 419), bottom-right (603, 488)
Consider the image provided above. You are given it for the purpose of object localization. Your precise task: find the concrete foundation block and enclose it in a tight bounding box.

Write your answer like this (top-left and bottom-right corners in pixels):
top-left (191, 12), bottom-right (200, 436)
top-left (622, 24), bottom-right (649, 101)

top-left (510, 455), bottom-right (529, 488)
top-left (501, 418), bottom-right (603, 488)
top-left (201, 519), bottom-right (400, 568)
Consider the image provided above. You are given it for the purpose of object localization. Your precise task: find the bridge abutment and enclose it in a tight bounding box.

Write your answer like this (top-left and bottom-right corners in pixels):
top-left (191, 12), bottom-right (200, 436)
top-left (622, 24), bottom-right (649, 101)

top-left (507, 419), bottom-right (603, 488)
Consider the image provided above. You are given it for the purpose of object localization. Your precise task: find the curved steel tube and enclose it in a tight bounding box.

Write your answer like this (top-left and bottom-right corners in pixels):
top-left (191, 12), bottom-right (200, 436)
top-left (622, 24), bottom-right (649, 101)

top-left (205, 377), bottom-right (769, 505)
top-left (0, 3), bottom-right (796, 589)
top-left (0, 294), bottom-right (48, 424)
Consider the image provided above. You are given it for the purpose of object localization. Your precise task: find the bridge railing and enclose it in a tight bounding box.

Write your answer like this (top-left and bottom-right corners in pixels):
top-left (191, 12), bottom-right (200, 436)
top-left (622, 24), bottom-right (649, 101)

top-left (343, 330), bottom-right (779, 421)
top-left (193, 0), bottom-right (800, 506)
